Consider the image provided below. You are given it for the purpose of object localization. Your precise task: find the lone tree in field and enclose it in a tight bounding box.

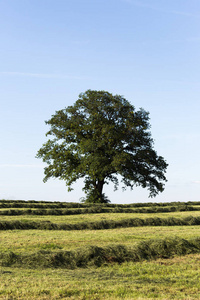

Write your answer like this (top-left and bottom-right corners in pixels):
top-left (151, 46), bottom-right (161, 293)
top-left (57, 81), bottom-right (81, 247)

top-left (36, 90), bottom-right (168, 203)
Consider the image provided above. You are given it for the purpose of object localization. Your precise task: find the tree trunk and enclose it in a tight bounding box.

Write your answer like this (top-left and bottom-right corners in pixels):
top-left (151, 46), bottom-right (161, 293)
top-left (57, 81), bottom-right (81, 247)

top-left (97, 180), bottom-right (104, 200)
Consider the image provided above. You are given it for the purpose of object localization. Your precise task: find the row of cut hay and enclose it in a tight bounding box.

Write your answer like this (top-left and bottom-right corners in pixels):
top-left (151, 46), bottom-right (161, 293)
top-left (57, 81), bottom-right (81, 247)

top-left (0, 205), bottom-right (200, 215)
top-left (0, 201), bottom-right (92, 209)
top-left (1, 237), bottom-right (200, 269)
top-left (1, 215), bottom-right (200, 230)
top-left (1, 199), bottom-right (200, 209)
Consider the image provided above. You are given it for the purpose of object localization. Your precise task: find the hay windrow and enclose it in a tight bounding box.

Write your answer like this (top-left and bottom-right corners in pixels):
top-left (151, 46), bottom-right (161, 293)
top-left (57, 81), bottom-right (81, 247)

top-left (1, 215), bottom-right (200, 230)
top-left (1, 237), bottom-right (200, 269)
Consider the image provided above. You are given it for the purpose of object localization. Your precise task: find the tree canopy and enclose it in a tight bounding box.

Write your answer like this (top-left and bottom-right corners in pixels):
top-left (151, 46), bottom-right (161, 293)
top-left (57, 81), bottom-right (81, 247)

top-left (36, 90), bottom-right (168, 203)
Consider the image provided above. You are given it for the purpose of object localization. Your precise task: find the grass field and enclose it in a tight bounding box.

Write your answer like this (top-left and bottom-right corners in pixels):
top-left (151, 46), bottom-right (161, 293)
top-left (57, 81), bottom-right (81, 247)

top-left (1, 200), bottom-right (200, 299)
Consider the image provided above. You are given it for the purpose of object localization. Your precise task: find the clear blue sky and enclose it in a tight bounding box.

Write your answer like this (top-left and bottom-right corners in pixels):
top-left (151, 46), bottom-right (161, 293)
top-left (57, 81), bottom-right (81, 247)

top-left (1, 0), bottom-right (200, 203)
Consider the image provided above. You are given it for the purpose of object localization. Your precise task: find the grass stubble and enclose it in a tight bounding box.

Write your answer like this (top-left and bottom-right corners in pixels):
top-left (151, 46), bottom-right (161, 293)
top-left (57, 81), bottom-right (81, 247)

top-left (1, 226), bottom-right (200, 254)
top-left (1, 254), bottom-right (200, 299)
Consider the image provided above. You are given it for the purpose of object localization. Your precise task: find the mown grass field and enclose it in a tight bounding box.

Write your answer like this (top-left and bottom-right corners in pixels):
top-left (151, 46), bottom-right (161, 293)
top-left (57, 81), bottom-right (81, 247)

top-left (1, 200), bottom-right (200, 299)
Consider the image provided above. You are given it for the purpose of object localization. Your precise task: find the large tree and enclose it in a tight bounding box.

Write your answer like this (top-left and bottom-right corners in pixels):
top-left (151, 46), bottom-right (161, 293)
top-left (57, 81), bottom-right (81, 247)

top-left (36, 90), bottom-right (168, 203)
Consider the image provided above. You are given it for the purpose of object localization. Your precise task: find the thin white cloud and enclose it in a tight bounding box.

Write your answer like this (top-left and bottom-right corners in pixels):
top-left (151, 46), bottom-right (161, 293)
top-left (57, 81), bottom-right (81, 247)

top-left (122, 0), bottom-right (200, 18)
top-left (71, 40), bottom-right (90, 45)
top-left (193, 181), bottom-right (200, 184)
top-left (186, 36), bottom-right (200, 42)
top-left (139, 36), bottom-right (200, 47)
top-left (0, 72), bottom-right (86, 80)
top-left (160, 133), bottom-right (200, 141)
top-left (171, 10), bottom-right (200, 18)
top-left (0, 164), bottom-right (43, 168)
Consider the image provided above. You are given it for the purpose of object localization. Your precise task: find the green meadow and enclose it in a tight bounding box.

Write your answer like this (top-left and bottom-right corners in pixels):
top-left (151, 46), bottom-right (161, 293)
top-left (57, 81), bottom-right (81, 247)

top-left (1, 200), bottom-right (200, 299)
